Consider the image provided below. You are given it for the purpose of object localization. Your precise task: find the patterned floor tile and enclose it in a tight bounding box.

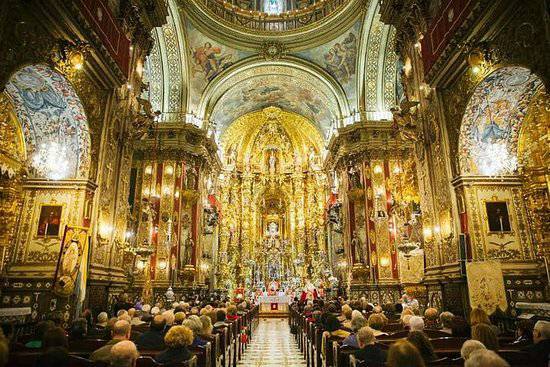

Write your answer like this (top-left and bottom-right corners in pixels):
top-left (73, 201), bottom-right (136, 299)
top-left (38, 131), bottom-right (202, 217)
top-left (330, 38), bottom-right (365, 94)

top-left (237, 318), bottom-right (307, 367)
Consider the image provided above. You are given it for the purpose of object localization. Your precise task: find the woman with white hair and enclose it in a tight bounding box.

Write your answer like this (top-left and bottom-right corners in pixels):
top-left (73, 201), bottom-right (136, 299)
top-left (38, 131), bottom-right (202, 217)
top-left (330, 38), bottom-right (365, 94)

top-left (342, 312), bottom-right (368, 348)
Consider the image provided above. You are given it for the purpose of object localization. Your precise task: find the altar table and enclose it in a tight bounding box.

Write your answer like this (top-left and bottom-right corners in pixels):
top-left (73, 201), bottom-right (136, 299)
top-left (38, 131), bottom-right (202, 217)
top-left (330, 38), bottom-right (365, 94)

top-left (258, 295), bottom-right (289, 315)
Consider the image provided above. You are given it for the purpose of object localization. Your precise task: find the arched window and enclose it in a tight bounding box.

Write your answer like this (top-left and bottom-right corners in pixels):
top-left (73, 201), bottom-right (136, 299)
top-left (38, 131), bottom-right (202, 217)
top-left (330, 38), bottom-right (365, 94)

top-left (264, 0), bottom-right (285, 15)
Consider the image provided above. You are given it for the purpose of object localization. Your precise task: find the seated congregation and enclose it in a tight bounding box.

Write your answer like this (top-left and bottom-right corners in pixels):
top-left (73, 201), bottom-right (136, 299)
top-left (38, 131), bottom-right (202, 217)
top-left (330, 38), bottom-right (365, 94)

top-left (0, 295), bottom-right (257, 367)
top-left (290, 298), bottom-right (550, 367)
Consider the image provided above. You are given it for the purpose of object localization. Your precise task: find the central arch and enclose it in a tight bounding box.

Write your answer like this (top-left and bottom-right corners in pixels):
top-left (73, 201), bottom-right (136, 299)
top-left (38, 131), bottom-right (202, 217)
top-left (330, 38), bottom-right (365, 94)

top-left (198, 56), bottom-right (351, 140)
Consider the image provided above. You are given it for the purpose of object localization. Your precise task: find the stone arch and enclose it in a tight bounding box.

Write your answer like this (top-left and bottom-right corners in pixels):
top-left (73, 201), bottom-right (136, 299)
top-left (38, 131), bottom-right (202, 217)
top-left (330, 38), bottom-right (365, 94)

top-left (458, 66), bottom-right (545, 176)
top-left (4, 64), bottom-right (91, 180)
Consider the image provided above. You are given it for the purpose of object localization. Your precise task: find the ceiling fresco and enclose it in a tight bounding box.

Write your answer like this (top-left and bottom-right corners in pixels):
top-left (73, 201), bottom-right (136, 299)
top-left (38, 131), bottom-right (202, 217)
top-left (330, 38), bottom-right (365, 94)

top-left (144, 0), bottom-right (399, 138)
top-left (186, 20), bottom-right (253, 115)
top-left (210, 74), bottom-right (337, 134)
top-left (294, 20), bottom-right (361, 112)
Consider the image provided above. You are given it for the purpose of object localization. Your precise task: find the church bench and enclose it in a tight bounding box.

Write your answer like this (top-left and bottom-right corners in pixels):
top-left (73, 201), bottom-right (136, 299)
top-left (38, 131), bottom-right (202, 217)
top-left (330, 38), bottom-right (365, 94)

top-left (321, 333), bottom-right (345, 367)
top-left (189, 342), bottom-right (212, 367)
top-left (332, 342), bottom-right (357, 367)
top-left (380, 323), bottom-right (402, 333)
top-left (499, 350), bottom-right (531, 367)
top-left (202, 331), bottom-right (221, 367)
top-left (69, 338), bottom-right (108, 352)
top-left (213, 327), bottom-right (229, 367)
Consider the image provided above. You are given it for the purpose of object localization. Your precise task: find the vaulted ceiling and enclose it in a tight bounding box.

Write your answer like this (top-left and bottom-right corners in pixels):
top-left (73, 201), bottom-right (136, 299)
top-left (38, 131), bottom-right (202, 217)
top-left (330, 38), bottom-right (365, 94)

top-left (144, 0), bottom-right (400, 142)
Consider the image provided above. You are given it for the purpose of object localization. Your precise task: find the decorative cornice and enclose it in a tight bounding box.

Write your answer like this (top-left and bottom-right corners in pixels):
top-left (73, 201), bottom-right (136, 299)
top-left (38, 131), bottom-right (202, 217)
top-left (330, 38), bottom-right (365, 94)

top-left (177, 0), bottom-right (365, 51)
top-left (133, 123), bottom-right (222, 171)
top-left (324, 121), bottom-right (414, 170)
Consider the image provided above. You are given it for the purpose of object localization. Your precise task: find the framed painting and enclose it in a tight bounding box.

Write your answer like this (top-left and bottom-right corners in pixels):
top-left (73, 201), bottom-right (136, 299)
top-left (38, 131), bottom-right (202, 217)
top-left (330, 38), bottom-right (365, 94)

top-left (37, 205), bottom-right (63, 237)
top-left (485, 201), bottom-right (511, 233)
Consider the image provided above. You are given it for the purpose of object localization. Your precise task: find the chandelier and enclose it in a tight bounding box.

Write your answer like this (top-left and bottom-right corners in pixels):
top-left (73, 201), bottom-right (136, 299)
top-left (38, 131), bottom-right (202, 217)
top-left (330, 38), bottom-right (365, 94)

top-left (472, 142), bottom-right (518, 176)
top-left (32, 141), bottom-right (71, 180)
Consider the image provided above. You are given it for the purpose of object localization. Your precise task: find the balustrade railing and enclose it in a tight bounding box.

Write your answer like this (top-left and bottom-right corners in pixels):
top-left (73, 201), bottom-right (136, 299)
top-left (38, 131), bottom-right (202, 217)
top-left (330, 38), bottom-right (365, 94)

top-left (196, 0), bottom-right (349, 31)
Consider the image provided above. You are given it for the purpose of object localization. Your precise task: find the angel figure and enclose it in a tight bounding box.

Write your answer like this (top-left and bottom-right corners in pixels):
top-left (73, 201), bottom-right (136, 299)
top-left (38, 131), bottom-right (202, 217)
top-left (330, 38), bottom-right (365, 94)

top-left (391, 99), bottom-right (420, 142)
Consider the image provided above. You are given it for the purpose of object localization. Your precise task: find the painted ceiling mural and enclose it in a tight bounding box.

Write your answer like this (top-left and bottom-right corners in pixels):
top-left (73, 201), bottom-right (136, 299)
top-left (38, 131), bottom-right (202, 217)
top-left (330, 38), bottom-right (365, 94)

top-left (5, 64), bottom-right (91, 179)
top-left (294, 20), bottom-right (361, 112)
top-left (210, 74), bottom-right (337, 133)
top-left (186, 21), bottom-right (253, 115)
top-left (459, 66), bottom-right (543, 176)
top-left (143, 0), bottom-right (399, 136)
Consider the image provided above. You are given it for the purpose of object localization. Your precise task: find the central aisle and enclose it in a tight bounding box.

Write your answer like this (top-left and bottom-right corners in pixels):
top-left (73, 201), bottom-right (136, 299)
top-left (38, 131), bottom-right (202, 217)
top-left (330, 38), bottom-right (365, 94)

top-left (237, 318), bottom-right (307, 367)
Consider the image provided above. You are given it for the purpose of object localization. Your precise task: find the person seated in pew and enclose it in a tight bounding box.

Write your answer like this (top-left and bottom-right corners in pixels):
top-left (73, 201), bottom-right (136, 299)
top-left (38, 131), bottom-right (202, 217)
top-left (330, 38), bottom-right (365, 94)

top-left (199, 315), bottom-right (214, 338)
top-left (69, 318), bottom-right (88, 340)
top-left (439, 311), bottom-right (454, 334)
top-left (522, 320), bottom-right (550, 366)
top-left (464, 349), bottom-right (510, 367)
top-left (386, 339), bottom-right (425, 367)
top-left (353, 326), bottom-right (387, 365)
top-left (451, 316), bottom-right (471, 337)
top-left (90, 320), bottom-right (131, 363)
top-left (342, 311), bottom-right (368, 348)
top-left (409, 316), bottom-right (425, 332)
top-left (321, 313), bottom-right (350, 359)
top-left (35, 346), bottom-right (69, 367)
top-left (213, 309), bottom-right (229, 328)
top-left (110, 340), bottom-right (139, 367)
top-left (175, 311), bottom-right (187, 325)
top-left (340, 304), bottom-right (353, 326)
top-left (367, 313), bottom-right (388, 337)
top-left (226, 305), bottom-right (239, 321)
top-left (470, 307), bottom-right (500, 336)
top-left (183, 316), bottom-right (208, 347)
top-left (512, 319), bottom-right (534, 346)
top-left (24, 320), bottom-right (54, 348)
top-left (423, 308), bottom-right (439, 329)
top-left (34, 327), bottom-right (69, 367)
top-left (471, 323), bottom-right (499, 352)
top-left (155, 325), bottom-right (195, 364)
top-left (407, 331), bottom-right (437, 364)
top-left (96, 312), bottom-right (109, 329)
top-left (135, 315), bottom-right (166, 350)
top-left (460, 339), bottom-right (486, 361)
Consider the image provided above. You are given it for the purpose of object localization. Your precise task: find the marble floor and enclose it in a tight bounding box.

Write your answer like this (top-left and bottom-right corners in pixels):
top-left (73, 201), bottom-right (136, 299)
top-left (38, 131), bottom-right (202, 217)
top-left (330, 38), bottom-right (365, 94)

top-left (237, 318), bottom-right (307, 367)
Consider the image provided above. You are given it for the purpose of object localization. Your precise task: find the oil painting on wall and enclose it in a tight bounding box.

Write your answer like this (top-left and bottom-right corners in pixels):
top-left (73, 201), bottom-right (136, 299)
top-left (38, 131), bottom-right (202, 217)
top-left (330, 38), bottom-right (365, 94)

top-left (37, 205), bottom-right (63, 237)
top-left (458, 67), bottom-right (543, 176)
top-left (5, 64), bottom-right (90, 179)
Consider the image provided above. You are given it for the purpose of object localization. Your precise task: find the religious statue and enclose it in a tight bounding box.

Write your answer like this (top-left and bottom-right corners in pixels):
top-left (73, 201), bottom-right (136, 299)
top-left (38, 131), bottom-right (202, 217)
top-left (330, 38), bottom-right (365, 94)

top-left (268, 150), bottom-right (277, 174)
top-left (183, 233), bottom-right (194, 266)
top-left (391, 99), bottom-right (420, 142)
top-left (351, 231), bottom-right (364, 264)
top-left (141, 198), bottom-right (156, 243)
top-left (293, 152), bottom-right (301, 172)
top-left (203, 205), bottom-right (219, 234)
top-left (226, 146), bottom-right (237, 166)
top-left (348, 163), bottom-right (362, 189)
top-left (308, 146), bottom-right (319, 171)
top-left (185, 165), bottom-right (196, 190)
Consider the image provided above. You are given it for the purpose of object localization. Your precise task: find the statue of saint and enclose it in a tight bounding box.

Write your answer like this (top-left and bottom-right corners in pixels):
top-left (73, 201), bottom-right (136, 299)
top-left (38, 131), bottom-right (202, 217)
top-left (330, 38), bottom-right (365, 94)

top-left (183, 233), bottom-right (194, 266)
top-left (185, 165), bottom-right (196, 190)
top-left (268, 150), bottom-right (277, 174)
top-left (308, 146), bottom-right (319, 171)
top-left (351, 231), bottom-right (364, 264)
top-left (348, 164), bottom-right (362, 189)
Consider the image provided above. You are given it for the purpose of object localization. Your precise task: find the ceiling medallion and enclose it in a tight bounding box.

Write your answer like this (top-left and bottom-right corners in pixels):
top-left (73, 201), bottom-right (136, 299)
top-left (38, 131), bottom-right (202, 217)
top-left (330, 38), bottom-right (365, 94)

top-left (259, 41), bottom-right (287, 60)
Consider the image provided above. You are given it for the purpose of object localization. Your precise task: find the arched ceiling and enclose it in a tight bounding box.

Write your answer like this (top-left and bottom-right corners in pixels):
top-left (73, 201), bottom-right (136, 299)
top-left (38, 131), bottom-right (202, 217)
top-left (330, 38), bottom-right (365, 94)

top-left (202, 57), bottom-right (348, 139)
top-left (145, 0), bottom-right (400, 140)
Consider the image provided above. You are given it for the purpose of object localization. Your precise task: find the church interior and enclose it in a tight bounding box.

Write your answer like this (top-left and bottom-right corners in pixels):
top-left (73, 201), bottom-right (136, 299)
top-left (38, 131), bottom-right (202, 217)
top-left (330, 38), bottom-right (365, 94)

top-left (0, 0), bottom-right (549, 366)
